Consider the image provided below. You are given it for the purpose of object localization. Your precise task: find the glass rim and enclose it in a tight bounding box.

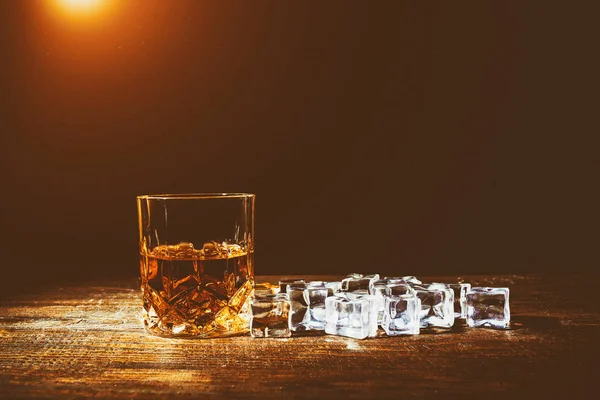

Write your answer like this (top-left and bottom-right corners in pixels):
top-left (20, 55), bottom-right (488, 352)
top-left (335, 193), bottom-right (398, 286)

top-left (137, 193), bottom-right (255, 200)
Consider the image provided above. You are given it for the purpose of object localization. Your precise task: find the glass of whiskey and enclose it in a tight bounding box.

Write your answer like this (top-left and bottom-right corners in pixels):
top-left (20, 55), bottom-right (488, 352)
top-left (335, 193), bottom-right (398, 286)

top-left (136, 193), bottom-right (255, 338)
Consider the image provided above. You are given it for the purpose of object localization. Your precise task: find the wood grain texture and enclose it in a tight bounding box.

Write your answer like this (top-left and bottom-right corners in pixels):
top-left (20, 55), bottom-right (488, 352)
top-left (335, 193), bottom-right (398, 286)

top-left (1, 274), bottom-right (599, 399)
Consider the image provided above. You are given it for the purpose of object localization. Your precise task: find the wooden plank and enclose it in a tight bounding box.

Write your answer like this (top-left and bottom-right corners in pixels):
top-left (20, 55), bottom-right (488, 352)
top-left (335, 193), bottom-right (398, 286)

top-left (0, 274), bottom-right (599, 399)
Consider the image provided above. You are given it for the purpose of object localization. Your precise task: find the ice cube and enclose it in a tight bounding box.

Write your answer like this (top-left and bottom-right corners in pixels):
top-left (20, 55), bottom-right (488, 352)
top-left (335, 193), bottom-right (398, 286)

top-left (400, 276), bottom-right (422, 285)
top-left (369, 279), bottom-right (388, 324)
top-left (341, 274), bottom-right (380, 292)
top-left (443, 283), bottom-right (471, 319)
top-left (221, 242), bottom-right (243, 257)
top-left (384, 283), bottom-right (415, 296)
top-left (369, 278), bottom-right (404, 294)
top-left (254, 282), bottom-right (280, 296)
top-left (345, 273), bottom-right (364, 279)
top-left (412, 283), bottom-right (454, 328)
top-left (287, 282), bottom-right (308, 331)
top-left (325, 293), bottom-right (377, 339)
top-left (159, 242), bottom-right (196, 259)
top-left (343, 292), bottom-right (378, 337)
top-left (250, 293), bottom-right (291, 338)
top-left (381, 294), bottom-right (421, 336)
top-left (302, 281), bottom-right (328, 330)
top-left (383, 276), bottom-right (422, 285)
top-left (369, 279), bottom-right (407, 324)
top-left (325, 281), bottom-right (342, 296)
top-left (151, 244), bottom-right (180, 259)
top-left (466, 287), bottom-right (510, 329)
top-left (202, 241), bottom-right (221, 257)
top-left (279, 279), bottom-right (305, 294)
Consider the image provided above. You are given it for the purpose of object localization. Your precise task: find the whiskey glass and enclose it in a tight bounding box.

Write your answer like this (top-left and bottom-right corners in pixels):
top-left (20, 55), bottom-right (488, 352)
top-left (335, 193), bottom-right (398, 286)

top-left (137, 193), bottom-right (255, 337)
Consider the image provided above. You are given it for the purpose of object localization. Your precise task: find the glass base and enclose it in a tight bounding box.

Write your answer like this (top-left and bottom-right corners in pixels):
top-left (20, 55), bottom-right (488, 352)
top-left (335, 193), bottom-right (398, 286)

top-left (142, 308), bottom-right (251, 338)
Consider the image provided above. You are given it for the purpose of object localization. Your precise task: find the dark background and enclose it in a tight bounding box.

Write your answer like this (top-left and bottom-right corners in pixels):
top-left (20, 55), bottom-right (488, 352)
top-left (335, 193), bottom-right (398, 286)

top-left (1, 1), bottom-right (598, 287)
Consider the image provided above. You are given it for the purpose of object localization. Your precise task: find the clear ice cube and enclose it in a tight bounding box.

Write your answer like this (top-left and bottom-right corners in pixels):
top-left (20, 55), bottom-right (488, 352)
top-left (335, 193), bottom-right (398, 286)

top-left (325, 293), bottom-right (377, 339)
top-left (341, 274), bottom-right (380, 292)
top-left (369, 278), bottom-right (405, 294)
top-left (363, 274), bottom-right (379, 279)
top-left (369, 279), bottom-right (408, 324)
top-left (302, 281), bottom-right (328, 330)
top-left (444, 283), bottom-right (471, 319)
top-left (344, 273), bottom-right (364, 279)
top-left (325, 281), bottom-right (342, 296)
top-left (412, 283), bottom-right (455, 328)
top-left (381, 294), bottom-right (421, 336)
top-left (279, 279), bottom-right (305, 294)
top-left (382, 276), bottom-right (422, 285)
top-left (466, 287), bottom-right (510, 329)
top-left (287, 282), bottom-right (308, 331)
top-left (384, 283), bottom-right (415, 296)
top-left (250, 293), bottom-right (291, 338)
top-left (400, 276), bottom-right (422, 285)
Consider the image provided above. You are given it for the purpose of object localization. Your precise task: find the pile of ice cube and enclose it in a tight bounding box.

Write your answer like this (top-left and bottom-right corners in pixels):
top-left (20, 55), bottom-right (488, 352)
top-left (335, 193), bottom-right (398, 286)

top-left (250, 274), bottom-right (510, 339)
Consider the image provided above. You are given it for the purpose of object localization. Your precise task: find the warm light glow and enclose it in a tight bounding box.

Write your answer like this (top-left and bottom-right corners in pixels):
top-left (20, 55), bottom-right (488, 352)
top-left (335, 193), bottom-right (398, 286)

top-left (61, 0), bottom-right (100, 9)
top-left (54, 0), bottom-right (105, 16)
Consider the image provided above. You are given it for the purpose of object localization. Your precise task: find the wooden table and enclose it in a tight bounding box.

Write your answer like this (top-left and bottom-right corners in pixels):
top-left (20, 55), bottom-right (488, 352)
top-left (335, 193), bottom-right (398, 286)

top-left (1, 274), bottom-right (598, 399)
